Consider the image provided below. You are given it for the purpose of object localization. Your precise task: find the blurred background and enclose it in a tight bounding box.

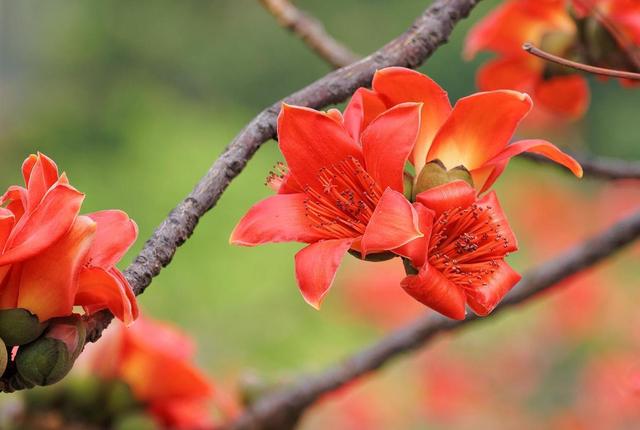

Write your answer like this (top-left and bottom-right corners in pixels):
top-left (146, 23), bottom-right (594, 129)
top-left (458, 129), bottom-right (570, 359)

top-left (0, 0), bottom-right (639, 428)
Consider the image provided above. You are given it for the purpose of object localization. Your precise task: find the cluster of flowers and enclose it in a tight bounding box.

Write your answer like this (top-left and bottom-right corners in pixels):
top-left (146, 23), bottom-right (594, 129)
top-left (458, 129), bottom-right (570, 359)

top-left (465, 0), bottom-right (640, 120)
top-left (231, 67), bottom-right (583, 320)
top-left (0, 153), bottom-right (138, 389)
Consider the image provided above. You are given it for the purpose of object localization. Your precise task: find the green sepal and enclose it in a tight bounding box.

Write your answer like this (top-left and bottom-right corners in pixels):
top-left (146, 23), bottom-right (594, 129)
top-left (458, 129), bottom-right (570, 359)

top-left (413, 160), bottom-right (474, 199)
top-left (0, 308), bottom-right (48, 346)
top-left (0, 337), bottom-right (7, 377)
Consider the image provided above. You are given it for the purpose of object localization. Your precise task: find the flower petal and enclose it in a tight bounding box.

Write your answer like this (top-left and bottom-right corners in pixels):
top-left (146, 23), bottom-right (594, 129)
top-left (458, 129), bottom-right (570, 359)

top-left (0, 183), bottom-right (85, 266)
top-left (401, 263), bottom-right (467, 320)
top-left (17, 216), bottom-right (96, 322)
top-left (372, 67), bottom-right (452, 173)
top-left (361, 102), bottom-right (422, 193)
top-left (466, 260), bottom-right (521, 316)
top-left (534, 74), bottom-right (590, 119)
top-left (75, 267), bottom-right (138, 325)
top-left (85, 210), bottom-right (138, 268)
top-left (23, 153), bottom-right (60, 212)
top-left (230, 193), bottom-right (328, 246)
top-left (484, 139), bottom-right (583, 180)
top-left (295, 238), bottom-right (353, 309)
top-left (415, 180), bottom-right (476, 218)
top-left (278, 104), bottom-right (362, 194)
top-left (427, 90), bottom-right (533, 171)
top-left (393, 203), bottom-right (434, 268)
top-left (360, 188), bottom-right (423, 257)
top-left (476, 56), bottom-right (541, 92)
top-left (477, 191), bottom-right (519, 255)
top-left (343, 87), bottom-right (388, 142)
top-left (0, 208), bottom-right (16, 251)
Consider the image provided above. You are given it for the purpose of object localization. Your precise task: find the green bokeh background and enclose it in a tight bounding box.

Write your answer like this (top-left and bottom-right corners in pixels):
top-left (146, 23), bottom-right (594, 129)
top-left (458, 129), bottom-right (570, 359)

top-left (0, 0), bottom-right (639, 428)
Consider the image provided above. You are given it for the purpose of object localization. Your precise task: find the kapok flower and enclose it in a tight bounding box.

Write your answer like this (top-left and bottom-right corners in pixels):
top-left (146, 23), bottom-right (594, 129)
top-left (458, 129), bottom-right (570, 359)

top-left (0, 153), bottom-right (138, 326)
top-left (85, 316), bottom-right (225, 430)
top-left (231, 103), bottom-right (425, 308)
top-left (343, 67), bottom-right (583, 193)
top-left (399, 181), bottom-right (520, 319)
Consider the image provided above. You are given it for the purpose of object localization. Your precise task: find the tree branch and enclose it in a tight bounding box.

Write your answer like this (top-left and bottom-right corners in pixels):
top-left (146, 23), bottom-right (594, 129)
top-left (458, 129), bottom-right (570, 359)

top-left (222, 209), bottom-right (640, 430)
top-left (520, 152), bottom-right (640, 180)
top-left (259, 0), bottom-right (360, 68)
top-left (84, 0), bottom-right (484, 341)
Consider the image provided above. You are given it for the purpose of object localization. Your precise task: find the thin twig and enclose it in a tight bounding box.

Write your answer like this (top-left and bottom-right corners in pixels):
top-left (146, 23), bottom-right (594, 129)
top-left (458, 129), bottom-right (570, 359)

top-left (222, 209), bottom-right (640, 430)
top-left (520, 152), bottom-right (640, 180)
top-left (259, 0), bottom-right (360, 68)
top-left (523, 42), bottom-right (640, 81)
top-left (82, 0), bottom-right (484, 343)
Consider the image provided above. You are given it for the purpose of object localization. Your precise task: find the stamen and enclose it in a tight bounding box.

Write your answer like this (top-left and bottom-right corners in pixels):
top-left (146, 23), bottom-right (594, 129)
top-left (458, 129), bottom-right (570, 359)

top-left (429, 204), bottom-right (511, 290)
top-left (265, 162), bottom-right (289, 191)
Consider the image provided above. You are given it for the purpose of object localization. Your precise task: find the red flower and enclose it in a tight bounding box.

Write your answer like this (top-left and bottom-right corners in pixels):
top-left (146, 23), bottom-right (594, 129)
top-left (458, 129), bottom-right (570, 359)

top-left (399, 181), bottom-right (520, 319)
top-left (231, 103), bottom-right (425, 308)
top-left (343, 67), bottom-right (582, 193)
top-left (0, 153), bottom-right (138, 324)
top-left (85, 316), bottom-right (229, 430)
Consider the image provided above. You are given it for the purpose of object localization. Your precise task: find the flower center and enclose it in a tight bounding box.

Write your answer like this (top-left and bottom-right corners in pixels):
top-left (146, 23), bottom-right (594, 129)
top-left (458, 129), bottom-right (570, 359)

top-left (428, 203), bottom-right (511, 290)
top-left (303, 156), bottom-right (382, 238)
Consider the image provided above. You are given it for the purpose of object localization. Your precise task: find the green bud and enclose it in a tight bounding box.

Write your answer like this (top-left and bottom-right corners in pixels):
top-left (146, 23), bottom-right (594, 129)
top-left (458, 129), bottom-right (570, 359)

top-left (403, 171), bottom-right (414, 200)
top-left (15, 316), bottom-right (86, 387)
top-left (0, 337), bottom-right (7, 377)
top-left (0, 308), bottom-right (48, 346)
top-left (413, 160), bottom-right (473, 199)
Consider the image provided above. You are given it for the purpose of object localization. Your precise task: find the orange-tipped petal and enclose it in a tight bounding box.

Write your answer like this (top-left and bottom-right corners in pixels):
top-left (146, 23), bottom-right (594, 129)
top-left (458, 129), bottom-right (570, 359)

top-left (466, 260), bottom-right (521, 316)
top-left (75, 267), bottom-right (138, 326)
top-left (415, 181), bottom-right (476, 218)
top-left (372, 67), bottom-right (452, 173)
top-left (343, 87), bottom-right (388, 142)
top-left (427, 90), bottom-right (533, 171)
top-left (294, 238), bottom-right (353, 309)
top-left (361, 102), bottom-right (422, 193)
top-left (0, 183), bottom-right (84, 266)
top-left (230, 193), bottom-right (328, 246)
top-left (534, 74), bottom-right (590, 119)
top-left (17, 216), bottom-right (96, 321)
top-left (485, 139), bottom-right (583, 179)
top-left (360, 188), bottom-right (423, 257)
top-left (86, 210), bottom-right (138, 268)
top-left (401, 263), bottom-right (467, 320)
top-left (278, 104), bottom-right (362, 194)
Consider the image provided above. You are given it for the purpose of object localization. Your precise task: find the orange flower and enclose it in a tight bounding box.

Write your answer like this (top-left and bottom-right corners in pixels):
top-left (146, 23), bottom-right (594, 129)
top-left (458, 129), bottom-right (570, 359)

top-left (0, 153), bottom-right (138, 324)
top-left (87, 316), bottom-right (233, 430)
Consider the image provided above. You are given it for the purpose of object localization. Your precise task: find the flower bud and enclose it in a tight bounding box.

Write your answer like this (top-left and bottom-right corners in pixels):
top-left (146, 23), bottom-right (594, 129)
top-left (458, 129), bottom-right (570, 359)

top-left (413, 160), bottom-right (473, 198)
top-left (0, 337), bottom-right (7, 377)
top-left (15, 316), bottom-right (86, 386)
top-left (0, 308), bottom-right (48, 346)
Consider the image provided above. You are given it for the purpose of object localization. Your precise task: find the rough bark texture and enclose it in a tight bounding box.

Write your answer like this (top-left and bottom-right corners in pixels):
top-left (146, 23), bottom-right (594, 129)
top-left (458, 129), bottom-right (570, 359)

top-left (222, 209), bottom-right (640, 430)
top-left (85, 0), bottom-right (483, 341)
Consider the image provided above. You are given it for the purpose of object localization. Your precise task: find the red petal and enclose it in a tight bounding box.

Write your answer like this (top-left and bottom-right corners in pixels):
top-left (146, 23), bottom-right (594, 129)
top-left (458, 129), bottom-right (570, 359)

top-left (401, 263), bottom-right (467, 320)
top-left (361, 102), bottom-right (422, 193)
top-left (17, 216), bottom-right (96, 321)
top-left (470, 160), bottom-right (509, 194)
top-left (25, 153), bottom-right (60, 212)
top-left (484, 139), bottom-right (583, 179)
top-left (0, 209), bottom-right (15, 251)
top-left (393, 203), bottom-right (434, 268)
top-left (295, 238), bottom-right (353, 309)
top-left (427, 90), bottom-right (532, 171)
top-left (86, 210), bottom-right (138, 268)
top-left (75, 267), bottom-right (138, 325)
top-left (415, 180), bottom-right (476, 218)
top-left (277, 104), bottom-right (362, 194)
top-left (230, 193), bottom-right (328, 246)
top-left (534, 74), bottom-right (590, 119)
top-left (476, 56), bottom-right (541, 92)
top-left (372, 67), bottom-right (452, 173)
top-left (477, 191), bottom-right (519, 255)
top-left (466, 260), bottom-right (521, 316)
top-left (343, 87), bottom-right (388, 142)
top-left (0, 183), bottom-right (85, 266)
top-left (360, 188), bottom-right (423, 256)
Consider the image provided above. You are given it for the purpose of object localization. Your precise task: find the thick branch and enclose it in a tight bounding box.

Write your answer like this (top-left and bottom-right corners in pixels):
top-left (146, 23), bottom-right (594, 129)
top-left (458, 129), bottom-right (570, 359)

top-left (84, 0), bottom-right (483, 341)
top-left (222, 210), bottom-right (640, 430)
top-left (259, 0), bottom-right (360, 68)
top-left (520, 152), bottom-right (640, 180)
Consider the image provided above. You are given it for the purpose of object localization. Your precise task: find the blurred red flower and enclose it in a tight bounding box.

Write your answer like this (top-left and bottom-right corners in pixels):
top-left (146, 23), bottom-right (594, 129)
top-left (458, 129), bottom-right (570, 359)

top-left (0, 153), bottom-right (138, 324)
